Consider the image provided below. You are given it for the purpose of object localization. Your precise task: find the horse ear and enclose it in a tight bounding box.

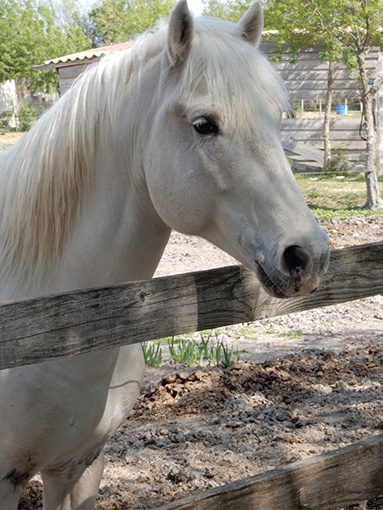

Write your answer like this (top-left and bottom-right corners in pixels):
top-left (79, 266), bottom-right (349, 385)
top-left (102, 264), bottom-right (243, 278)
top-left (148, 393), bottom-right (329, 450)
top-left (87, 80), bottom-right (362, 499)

top-left (167, 0), bottom-right (194, 67)
top-left (234, 1), bottom-right (263, 47)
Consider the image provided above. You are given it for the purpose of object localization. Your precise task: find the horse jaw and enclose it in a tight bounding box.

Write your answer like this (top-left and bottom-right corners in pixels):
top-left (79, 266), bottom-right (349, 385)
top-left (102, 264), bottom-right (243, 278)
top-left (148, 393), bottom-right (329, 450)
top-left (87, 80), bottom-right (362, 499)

top-left (234, 1), bottom-right (263, 47)
top-left (167, 0), bottom-right (194, 68)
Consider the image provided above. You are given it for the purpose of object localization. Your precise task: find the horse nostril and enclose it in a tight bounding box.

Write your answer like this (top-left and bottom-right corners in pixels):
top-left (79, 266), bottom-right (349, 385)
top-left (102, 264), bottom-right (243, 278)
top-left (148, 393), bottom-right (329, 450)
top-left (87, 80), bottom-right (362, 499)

top-left (283, 245), bottom-right (309, 278)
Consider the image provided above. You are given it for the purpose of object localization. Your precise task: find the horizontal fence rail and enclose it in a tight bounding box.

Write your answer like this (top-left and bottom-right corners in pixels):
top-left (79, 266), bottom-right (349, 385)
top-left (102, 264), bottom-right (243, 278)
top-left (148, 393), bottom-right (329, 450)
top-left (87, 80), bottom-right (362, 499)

top-left (157, 433), bottom-right (383, 510)
top-left (0, 241), bottom-right (383, 371)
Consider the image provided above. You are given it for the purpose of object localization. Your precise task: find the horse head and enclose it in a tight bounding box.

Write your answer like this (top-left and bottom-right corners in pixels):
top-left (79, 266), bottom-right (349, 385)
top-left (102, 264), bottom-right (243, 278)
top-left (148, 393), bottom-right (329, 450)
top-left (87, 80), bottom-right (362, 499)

top-left (144, 0), bottom-right (329, 298)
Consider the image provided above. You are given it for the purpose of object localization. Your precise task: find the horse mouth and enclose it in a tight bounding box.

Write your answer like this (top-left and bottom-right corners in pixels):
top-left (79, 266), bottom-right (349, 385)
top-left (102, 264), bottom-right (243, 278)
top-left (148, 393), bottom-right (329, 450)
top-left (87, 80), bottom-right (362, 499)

top-left (254, 262), bottom-right (290, 299)
top-left (255, 261), bottom-right (321, 299)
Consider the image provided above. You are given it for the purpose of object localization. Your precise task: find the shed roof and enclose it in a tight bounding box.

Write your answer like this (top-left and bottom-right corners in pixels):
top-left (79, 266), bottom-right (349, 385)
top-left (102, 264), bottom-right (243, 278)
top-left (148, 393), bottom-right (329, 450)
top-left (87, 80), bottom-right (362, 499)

top-left (34, 41), bottom-right (132, 70)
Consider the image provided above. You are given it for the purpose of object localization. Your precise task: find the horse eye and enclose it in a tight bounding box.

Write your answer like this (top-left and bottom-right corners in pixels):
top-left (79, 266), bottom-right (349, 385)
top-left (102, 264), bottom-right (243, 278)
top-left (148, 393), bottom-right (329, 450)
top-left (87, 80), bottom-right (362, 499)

top-left (193, 117), bottom-right (219, 136)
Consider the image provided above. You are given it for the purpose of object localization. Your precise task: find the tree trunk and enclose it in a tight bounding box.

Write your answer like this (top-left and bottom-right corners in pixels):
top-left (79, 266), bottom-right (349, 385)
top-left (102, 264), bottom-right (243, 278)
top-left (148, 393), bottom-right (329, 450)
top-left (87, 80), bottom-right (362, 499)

top-left (323, 55), bottom-right (334, 171)
top-left (374, 53), bottom-right (383, 176)
top-left (358, 51), bottom-right (383, 209)
top-left (376, 91), bottom-right (383, 176)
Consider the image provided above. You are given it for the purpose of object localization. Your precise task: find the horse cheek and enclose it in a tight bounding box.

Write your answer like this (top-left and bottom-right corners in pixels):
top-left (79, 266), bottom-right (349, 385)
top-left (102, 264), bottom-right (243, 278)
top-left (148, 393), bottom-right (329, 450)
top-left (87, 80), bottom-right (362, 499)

top-left (144, 132), bottom-right (212, 233)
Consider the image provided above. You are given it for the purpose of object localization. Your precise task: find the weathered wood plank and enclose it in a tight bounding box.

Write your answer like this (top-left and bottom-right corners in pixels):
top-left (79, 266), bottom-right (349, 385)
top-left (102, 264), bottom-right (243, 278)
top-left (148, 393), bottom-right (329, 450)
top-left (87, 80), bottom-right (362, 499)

top-left (281, 117), bottom-right (366, 166)
top-left (279, 70), bottom-right (357, 81)
top-left (291, 140), bottom-right (366, 150)
top-left (285, 80), bottom-right (359, 91)
top-left (58, 64), bottom-right (89, 80)
top-left (0, 242), bottom-right (382, 370)
top-left (284, 131), bottom-right (363, 142)
top-left (281, 139), bottom-right (324, 163)
top-left (281, 118), bottom-right (361, 130)
top-left (275, 57), bottom-right (377, 70)
top-left (156, 434), bottom-right (383, 510)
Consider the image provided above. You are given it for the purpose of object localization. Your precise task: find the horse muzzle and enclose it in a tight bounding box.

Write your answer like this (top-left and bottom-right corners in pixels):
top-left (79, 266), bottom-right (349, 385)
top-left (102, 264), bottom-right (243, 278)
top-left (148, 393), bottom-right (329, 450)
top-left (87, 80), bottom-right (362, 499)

top-left (255, 241), bottom-right (330, 299)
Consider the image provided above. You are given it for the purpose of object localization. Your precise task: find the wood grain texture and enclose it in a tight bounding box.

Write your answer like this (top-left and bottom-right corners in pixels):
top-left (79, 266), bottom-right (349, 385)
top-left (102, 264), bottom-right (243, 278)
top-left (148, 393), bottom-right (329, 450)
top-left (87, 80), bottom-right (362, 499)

top-left (157, 433), bottom-right (383, 510)
top-left (0, 242), bottom-right (382, 370)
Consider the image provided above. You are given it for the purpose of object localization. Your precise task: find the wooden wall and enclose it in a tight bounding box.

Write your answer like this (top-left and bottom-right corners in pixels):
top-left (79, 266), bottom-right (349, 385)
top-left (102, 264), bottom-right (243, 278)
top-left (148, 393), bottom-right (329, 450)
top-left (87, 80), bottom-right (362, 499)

top-left (281, 117), bottom-right (366, 171)
top-left (56, 61), bottom-right (94, 96)
top-left (262, 40), bottom-right (379, 100)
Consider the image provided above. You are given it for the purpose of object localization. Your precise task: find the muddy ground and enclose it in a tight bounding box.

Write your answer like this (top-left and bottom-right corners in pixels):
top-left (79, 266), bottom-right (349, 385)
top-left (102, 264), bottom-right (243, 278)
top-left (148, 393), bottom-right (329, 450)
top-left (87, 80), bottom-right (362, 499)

top-left (18, 215), bottom-right (383, 509)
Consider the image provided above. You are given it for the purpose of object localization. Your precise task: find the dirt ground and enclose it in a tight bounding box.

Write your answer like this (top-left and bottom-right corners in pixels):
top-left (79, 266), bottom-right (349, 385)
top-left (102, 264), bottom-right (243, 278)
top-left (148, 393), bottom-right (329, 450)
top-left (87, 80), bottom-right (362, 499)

top-left (18, 215), bottom-right (383, 510)
top-left (0, 130), bottom-right (23, 150)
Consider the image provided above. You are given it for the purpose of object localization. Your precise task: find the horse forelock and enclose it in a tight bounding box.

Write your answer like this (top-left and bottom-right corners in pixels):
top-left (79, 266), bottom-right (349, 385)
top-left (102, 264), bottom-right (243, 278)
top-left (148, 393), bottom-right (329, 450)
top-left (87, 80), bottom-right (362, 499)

top-left (179, 17), bottom-right (291, 126)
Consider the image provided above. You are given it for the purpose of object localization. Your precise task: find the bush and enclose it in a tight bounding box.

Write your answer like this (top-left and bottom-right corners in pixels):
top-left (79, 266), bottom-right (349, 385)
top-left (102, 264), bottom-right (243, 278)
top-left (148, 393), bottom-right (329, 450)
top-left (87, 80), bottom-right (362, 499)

top-left (329, 149), bottom-right (352, 173)
top-left (17, 102), bottom-right (39, 132)
top-left (0, 110), bottom-right (13, 131)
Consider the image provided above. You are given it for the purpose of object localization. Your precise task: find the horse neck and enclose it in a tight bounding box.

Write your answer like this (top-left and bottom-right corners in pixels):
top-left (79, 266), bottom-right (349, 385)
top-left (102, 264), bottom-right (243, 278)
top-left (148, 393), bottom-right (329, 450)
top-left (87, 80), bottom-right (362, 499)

top-left (45, 133), bottom-right (170, 297)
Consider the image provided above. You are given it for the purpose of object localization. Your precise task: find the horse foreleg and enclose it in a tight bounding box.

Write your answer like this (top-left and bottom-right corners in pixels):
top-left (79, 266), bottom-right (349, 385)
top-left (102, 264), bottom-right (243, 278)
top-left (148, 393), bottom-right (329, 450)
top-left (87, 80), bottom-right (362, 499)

top-left (41, 450), bottom-right (104, 510)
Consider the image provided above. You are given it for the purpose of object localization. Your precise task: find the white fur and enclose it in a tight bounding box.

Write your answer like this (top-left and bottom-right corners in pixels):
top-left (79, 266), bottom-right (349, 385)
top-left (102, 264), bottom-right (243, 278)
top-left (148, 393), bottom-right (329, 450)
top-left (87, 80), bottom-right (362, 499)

top-left (0, 2), bottom-right (329, 509)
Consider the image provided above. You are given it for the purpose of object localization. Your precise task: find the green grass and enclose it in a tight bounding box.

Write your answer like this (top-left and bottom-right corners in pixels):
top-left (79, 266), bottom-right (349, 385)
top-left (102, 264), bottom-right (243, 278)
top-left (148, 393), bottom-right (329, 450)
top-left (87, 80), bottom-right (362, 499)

top-left (295, 174), bottom-right (383, 220)
top-left (278, 330), bottom-right (303, 339)
top-left (142, 333), bottom-right (241, 369)
top-left (236, 325), bottom-right (258, 340)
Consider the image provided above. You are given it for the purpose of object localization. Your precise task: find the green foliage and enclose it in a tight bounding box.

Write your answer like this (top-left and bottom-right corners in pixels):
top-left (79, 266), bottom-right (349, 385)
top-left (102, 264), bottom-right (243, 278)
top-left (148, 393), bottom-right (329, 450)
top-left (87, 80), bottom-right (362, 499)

top-left (222, 343), bottom-right (240, 369)
top-left (17, 102), bottom-right (39, 131)
top-left (0, 0), bottom-right (91, 93)
top-left (329, 150), bottom-right (352, 173)
top-left (202, 0), bottom-right (250, 22)
top-left (279, 330), bottom-right (303, 339)
top-left (89, 0), bottom-right (176, 46)
top-left (312, 207), bottom-right (383, 221)
top-left (0, 110), bottom-right (13, 131)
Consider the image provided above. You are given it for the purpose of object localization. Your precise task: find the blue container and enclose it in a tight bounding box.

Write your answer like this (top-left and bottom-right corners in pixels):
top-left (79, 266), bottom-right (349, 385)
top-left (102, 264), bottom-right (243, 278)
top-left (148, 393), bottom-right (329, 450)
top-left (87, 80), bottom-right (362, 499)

top-left (336, 104), bottom-right (348, 115)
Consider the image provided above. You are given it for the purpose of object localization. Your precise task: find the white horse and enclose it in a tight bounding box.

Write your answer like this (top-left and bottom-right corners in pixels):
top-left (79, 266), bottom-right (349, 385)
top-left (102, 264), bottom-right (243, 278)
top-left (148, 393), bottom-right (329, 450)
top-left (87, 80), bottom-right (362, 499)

top-left (0, 1), bottom-right (329, 508)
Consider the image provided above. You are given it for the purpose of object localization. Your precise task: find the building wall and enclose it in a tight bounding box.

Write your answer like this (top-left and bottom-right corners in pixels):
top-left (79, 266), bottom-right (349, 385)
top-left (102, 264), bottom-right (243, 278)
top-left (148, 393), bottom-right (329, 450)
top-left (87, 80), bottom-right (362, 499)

top-left (0, 80), bottom-right (16, 114)
top-left (56, 61), bottom-right (94, 95)
top-left (262, 40), bottom-right (379, 101)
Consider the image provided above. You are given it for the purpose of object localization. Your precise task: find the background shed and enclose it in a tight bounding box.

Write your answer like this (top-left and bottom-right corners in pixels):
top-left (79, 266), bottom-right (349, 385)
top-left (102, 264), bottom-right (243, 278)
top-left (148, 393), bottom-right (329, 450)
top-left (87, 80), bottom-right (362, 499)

top-left (35, 42), bottom-right (132, 96)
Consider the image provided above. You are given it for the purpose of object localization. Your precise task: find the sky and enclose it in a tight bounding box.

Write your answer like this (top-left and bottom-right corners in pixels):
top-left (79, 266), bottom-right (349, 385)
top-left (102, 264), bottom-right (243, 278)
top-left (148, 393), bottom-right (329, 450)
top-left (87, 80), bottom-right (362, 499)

top-left (187, 0), bottom-right (204, 15)
top-left (79, 0), bottom-right (204, 16)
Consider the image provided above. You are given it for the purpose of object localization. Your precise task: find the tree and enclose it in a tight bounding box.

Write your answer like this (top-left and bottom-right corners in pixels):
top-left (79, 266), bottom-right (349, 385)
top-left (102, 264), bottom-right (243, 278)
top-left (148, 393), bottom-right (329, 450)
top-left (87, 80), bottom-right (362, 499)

top-left (0, 0), bottom-right (91, 94)
top-left (203, 0), bottom-right (248, 21)
top-left (263, 1), bottom-right (360, 173)
top-left (265, 0), bottom-right (383, 208)
top-left (89, 0), bottom-right (176, 46)
top-left (331, 0), bottom-right (383, 208)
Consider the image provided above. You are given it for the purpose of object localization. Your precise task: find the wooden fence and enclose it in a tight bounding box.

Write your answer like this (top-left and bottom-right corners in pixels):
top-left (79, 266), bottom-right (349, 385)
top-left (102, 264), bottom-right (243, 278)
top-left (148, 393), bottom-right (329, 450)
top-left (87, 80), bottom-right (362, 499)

top-left (1, 241), bottom-right (383, 509)
top-left (1, 241), bottom-right (382, 371)
top-left (157, 433), bottom-right (383, 510)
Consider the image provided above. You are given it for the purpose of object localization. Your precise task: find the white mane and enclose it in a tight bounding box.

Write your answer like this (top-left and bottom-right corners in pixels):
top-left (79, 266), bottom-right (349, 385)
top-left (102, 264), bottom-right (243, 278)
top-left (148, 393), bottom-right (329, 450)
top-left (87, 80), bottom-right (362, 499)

top-left (0, 15), bottom-right (289, 289)
top-left (0, 30), bottom-right (165, 288)
top-left (181, 17), bottom-right (291, 125)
